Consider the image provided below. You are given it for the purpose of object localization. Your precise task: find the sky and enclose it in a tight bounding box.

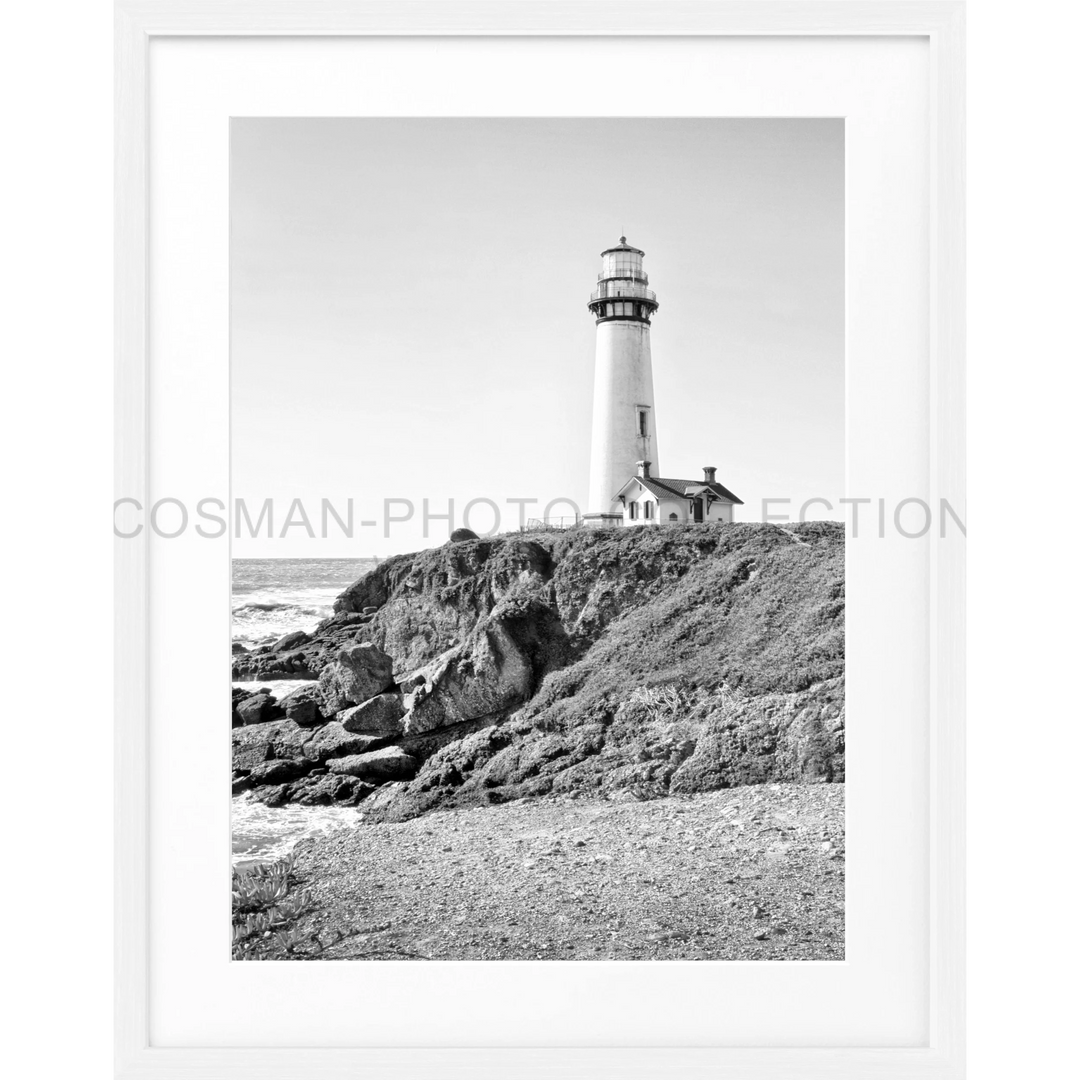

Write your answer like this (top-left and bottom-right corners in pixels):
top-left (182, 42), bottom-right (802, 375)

top-left (231, 118), bottom-right (844, 557)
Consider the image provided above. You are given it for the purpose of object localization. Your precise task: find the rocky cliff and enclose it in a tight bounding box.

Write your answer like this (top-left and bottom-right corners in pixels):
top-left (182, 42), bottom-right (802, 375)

top-left (232, 522), bottom-right (845, 820)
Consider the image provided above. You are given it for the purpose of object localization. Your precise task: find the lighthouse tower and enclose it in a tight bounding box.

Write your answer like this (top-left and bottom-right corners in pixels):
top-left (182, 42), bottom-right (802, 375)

top-left (582, 238), bottom-right (661, 526)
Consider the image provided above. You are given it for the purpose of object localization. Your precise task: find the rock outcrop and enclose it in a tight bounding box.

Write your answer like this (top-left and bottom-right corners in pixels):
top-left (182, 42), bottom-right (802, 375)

top-left (339, 693), bottom-right (405, 736)
top-left (278, 684), bottom-right (323, 727)
top-left (399, 594), bottom-right (569, 735)
top-left (327, 746), bottom-right (419, 782)
top-left (232, 647), bottom-right (319, 683)
top-left (316, 643), bottom-right (395, 716)
top-left (232, 522), bottom-right (845, 814)
top-left (234, 690), bottom-right (284, 727)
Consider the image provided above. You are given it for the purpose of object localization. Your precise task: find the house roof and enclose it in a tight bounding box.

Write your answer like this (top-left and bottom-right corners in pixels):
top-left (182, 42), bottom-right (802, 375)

top-left (613, 474), bottom-right (744, 505)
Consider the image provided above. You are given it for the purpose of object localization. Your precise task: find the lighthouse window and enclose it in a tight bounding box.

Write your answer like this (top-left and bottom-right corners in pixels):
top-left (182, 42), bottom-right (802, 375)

top-left (638, 410), bottom-right (649, 436)
top-left (605, 303), bottom-right (614, 317)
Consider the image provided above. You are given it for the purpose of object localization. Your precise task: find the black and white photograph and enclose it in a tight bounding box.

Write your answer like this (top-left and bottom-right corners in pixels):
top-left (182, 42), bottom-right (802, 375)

top-left (229, 118), bottom-right (846, 961)
top-left (107, 15), bottom-right (969, 1068)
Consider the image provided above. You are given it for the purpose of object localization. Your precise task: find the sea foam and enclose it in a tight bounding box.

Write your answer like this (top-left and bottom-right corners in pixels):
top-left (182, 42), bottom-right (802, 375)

top-left (231, 793), bottom-right (361, 867)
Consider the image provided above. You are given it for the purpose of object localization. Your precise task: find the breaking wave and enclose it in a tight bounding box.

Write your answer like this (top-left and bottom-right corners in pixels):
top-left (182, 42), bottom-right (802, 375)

top-left (231, 793), bottom-right (362, 868)
top-left (231, 591), bottom-right (336, 646)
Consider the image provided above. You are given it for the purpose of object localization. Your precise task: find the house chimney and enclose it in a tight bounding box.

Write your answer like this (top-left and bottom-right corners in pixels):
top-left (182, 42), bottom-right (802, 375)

top-left (703, 466), bottom-right (717, 483)
top-left (637, 460), bottom-right (652, 478)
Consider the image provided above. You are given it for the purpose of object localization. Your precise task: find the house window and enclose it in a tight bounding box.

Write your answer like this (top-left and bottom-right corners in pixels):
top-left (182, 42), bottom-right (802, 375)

top-left (638, 409), bottom-right (649, 436)
top-left (628, 502), bottom-right (639, 520)
top-left (668, 512), bottom-right (678, 522)
top-left (644, 501), bottom-right (654, 520)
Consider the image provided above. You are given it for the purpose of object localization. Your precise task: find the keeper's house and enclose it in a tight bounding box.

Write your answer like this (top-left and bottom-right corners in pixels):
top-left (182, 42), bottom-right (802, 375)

top-left (613, 462), bottom-right (743, 526)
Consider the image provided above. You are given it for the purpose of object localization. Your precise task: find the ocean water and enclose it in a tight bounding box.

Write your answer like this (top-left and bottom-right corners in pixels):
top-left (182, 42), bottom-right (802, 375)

top-left (232, 557), bottom-right (380, 864)
top-left (232, 794), bottom-right (362, 868)
top-left (231, 557), bottom-right (381, 648)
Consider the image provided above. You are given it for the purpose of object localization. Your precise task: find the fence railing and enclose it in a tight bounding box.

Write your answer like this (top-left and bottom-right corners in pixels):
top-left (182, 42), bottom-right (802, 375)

top-left (523, 516), bottom-right (581, 531)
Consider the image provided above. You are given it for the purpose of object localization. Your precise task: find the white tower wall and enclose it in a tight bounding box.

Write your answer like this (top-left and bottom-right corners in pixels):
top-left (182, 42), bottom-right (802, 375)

top-left (583, 238), bottom-right (661, 524)
top-left (587, 319), bottom-right (659, 516)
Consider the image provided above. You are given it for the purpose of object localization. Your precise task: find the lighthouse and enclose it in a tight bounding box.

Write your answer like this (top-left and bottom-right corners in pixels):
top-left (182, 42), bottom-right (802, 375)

top-left (580, 238), bottom-right (744, 529)
top-left (582, 237), bottom-right (661, 526)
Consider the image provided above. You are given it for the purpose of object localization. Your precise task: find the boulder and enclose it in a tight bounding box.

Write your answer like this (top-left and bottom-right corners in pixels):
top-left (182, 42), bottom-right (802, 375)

top-left (361, 781), bottom-right (409, 817)
top-left (235, 692), bottom-right (285, 726)
top-left (288, 773), bottom-right (347, 805)
top-left (289, 773), bottom-right (376, 806)
top-left (232, 718), bottom-right (312, 771)
top-left (231, 646), bottom-right (318, 682)
top-left (301, 721), bottom-right (382, 764)
top-left (276, 651), bottom-right (310, 674)
top-left (339, 692), bottom-right (405, 736)
top-left (272, 629), bottom-right (311, 653)
top-left (401, 596), bottom-right (569, 736)
top-left (327, 746), bottom-right (419, 782)
top-left (449, 527), bottom-right (480, 542)
top-left (259, 783), bottom-right (291, 808)
top-left (247, 758), bottom-right (308, 786)
top-left (232, 642), bottom-right (249, 655)
top-left (277, 683), bottom-right (323, 727)
top-left (231, 685), bottom-right (250, 726)
top-left (317, 642), bottom-right (395, 715)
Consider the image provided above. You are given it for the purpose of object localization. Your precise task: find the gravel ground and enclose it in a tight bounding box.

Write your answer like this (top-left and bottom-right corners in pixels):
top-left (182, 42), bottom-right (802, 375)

top-left (277, 782), bottom-right (844, 961)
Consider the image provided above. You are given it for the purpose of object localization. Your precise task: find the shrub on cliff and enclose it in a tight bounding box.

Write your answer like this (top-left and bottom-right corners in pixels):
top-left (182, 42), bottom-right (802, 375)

top-left (520, 523), bottom-right (844, 736)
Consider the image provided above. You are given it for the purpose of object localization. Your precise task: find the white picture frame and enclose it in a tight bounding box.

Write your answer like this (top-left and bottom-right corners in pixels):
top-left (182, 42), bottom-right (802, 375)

top-left (115, 2), bottom-right (965, 1077)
